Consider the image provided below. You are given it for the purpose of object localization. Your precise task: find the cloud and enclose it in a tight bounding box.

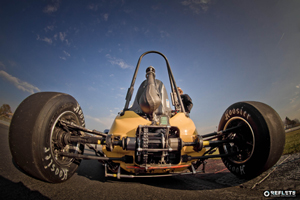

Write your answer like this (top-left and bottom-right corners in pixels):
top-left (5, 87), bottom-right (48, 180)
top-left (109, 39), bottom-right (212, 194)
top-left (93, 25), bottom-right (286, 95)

top-left (37, 31), bottom-right (69, 46)
top-left (85, 115), bottom-right (115, 129)
top-left (42, 37), bottom-right (53, 44)
top-left (290, 86), bottom-right (300, 104)
top-left (36, 35), bottom-right (53, 45)
top-left (159, 30), bottom-right (170, 38)
top-left (290, 97), bottom-right (298, 104)
top-left (63, 50), bottom-right (70, 57)
top-left (43, 0), bottom-right (60, 14)
top-left (106, 29), bottom-right (113, 36)
top-left (59, 51), bottom-right (70, 60)
top-left (106, 54), bottom-right (132, 69)
top-left (44, 25), bottom-right (55, 32)
top-left (181, 0), bottom-right (212, 14)
top-left (58, 32), bottom-right (70, 45)
top-left (0, 70), bottom-right (40, 94)
top-left (87, 3), bottom-right (99, 11)
top-left (103, 13), bottom-right (109, 21)
top-left (59, 32), bottom-right (66, 41)
top-left (0, 62), bottom-right (5, 69)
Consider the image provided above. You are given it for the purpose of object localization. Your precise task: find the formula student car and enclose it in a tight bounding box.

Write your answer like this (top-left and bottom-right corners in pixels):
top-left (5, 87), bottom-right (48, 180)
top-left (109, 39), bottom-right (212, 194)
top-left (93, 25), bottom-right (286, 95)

top-left (9, 51), bottom-right (285, 183)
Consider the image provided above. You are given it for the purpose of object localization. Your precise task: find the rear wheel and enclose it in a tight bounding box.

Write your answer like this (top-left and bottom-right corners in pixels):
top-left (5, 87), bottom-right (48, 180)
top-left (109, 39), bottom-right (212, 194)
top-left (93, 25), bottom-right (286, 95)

top-left (9, 92), bottom-right (85, 183)
top-left (218, 101), bottom-right (285, 179)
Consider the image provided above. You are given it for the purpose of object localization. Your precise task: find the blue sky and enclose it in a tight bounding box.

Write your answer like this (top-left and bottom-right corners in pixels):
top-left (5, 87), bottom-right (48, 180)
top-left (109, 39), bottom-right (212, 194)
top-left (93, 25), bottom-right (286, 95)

top-left (0, 0), bottom-right (300, 134)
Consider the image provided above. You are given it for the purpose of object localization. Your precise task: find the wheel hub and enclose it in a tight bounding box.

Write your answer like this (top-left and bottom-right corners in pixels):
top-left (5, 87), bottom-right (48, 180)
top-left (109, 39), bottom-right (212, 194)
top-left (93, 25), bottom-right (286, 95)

top-left (222, 117), bottom-right (255, 164)
top-left (50, 111), bottom-right (81, 166)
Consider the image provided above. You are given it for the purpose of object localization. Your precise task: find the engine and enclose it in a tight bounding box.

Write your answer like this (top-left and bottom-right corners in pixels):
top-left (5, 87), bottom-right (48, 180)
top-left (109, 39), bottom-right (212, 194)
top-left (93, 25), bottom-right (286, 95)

top-left (122, 125), bottom-right (182, 166)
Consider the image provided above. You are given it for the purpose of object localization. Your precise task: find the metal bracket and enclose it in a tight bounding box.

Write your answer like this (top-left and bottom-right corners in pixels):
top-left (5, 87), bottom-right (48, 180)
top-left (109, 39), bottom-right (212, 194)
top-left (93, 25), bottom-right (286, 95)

top-left (104, 164), bottom-right (108, 177)
top-left (117, 165), bottom-right (121, 179)
top-left (202, 161), bottom-right (207, 173)
top-left (191, 164), bottom-right (196, 174)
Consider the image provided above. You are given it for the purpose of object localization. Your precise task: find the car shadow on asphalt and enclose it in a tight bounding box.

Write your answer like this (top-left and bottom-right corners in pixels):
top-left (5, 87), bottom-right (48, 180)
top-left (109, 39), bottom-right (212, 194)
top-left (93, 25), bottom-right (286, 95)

top-left (76, 158), bottom-right (249, 190)
top-left (76, 159), bottom-right (107, 182)
top-left (0, 175), bottom-right (50, 200)
top-left (10, 146), bottom-right (249, 191)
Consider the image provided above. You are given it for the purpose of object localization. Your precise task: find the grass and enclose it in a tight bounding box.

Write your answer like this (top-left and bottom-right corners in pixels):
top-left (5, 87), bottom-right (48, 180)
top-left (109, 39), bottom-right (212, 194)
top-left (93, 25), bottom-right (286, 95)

top-left (283, 128), bottom-right (300, 155)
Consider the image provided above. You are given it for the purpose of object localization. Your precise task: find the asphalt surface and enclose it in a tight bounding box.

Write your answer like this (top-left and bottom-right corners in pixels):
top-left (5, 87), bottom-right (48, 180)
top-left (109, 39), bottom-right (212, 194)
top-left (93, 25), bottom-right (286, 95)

top-left (0, 122), bottom-right (299, 200)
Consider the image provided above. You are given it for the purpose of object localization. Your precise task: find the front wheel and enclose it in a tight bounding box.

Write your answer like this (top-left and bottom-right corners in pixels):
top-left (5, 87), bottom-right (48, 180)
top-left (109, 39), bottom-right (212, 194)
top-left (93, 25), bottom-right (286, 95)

top-left (9, 92), bottom-right (85, 183)
top-left (218, 101), bottom-right (285, 179)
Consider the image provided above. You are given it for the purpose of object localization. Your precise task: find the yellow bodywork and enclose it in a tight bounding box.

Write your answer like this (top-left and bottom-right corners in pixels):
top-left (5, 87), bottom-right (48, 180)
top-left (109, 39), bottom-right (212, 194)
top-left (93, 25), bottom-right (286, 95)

top-left (102, 111), bottom-right (206, 174)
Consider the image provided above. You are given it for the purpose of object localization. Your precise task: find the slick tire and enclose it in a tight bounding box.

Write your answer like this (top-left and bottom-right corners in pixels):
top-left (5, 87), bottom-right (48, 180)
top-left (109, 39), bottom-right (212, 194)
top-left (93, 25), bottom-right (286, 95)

top-left (218, 101), bottom-right (285, 179)
top-left (9, 92), bottom-right (85, 183)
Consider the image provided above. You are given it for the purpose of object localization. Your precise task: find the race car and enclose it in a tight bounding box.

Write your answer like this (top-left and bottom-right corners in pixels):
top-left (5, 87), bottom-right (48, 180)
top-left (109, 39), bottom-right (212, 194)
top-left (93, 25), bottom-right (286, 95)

top-left (9, 51), bottom-right (285, 183)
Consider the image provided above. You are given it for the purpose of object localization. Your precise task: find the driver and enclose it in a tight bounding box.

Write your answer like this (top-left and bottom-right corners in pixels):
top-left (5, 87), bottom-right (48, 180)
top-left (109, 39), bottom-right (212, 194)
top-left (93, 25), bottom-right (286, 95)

top-left (177, 87), bottom-right (193, 114)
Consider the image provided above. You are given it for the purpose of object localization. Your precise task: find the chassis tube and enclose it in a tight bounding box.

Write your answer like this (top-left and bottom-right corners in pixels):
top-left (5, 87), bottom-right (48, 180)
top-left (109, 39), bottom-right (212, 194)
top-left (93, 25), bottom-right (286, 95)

top-left (182, 152), bottom-right (237, 162)
top-left (58, 152), bottom-right (133, 163)
top-left (58, 152), bottom-right (122, 160)
top-left (183, 140), bottom-right (230, 147)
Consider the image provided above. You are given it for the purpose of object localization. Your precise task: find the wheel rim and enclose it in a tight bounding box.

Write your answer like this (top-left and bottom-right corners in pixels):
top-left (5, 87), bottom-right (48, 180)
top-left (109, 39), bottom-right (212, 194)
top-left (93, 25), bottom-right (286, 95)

top-left (50, 111), bottom-right (81, 166)
top-left (222, 117), bottom-right (255, 164)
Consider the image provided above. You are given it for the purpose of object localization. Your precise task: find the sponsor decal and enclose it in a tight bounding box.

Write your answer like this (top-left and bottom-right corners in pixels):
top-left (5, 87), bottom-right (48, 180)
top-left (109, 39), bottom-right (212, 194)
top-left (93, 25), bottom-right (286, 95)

top-left (225, 108), bottom-right (251, 121)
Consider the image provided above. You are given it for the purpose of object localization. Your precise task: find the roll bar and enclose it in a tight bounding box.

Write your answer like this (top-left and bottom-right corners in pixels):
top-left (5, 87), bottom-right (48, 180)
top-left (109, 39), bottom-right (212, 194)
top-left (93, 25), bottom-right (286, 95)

top-left (123, 51), bottom-right (185, 113)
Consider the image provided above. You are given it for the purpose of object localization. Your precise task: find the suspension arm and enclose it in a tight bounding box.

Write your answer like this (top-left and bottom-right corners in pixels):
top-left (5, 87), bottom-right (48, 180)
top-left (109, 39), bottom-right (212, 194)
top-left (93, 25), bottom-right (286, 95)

top-left (201, 123), bottom-right (244, 140)
top-left (59, 120), bottom-right (108, 137)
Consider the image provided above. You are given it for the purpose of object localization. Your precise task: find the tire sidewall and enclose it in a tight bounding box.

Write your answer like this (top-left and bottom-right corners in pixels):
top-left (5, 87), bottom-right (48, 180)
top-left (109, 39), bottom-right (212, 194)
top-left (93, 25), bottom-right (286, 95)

top-left (218, 102), bottom-right (270, 179)
top-left (33, 94), bottom-right (85, 183)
